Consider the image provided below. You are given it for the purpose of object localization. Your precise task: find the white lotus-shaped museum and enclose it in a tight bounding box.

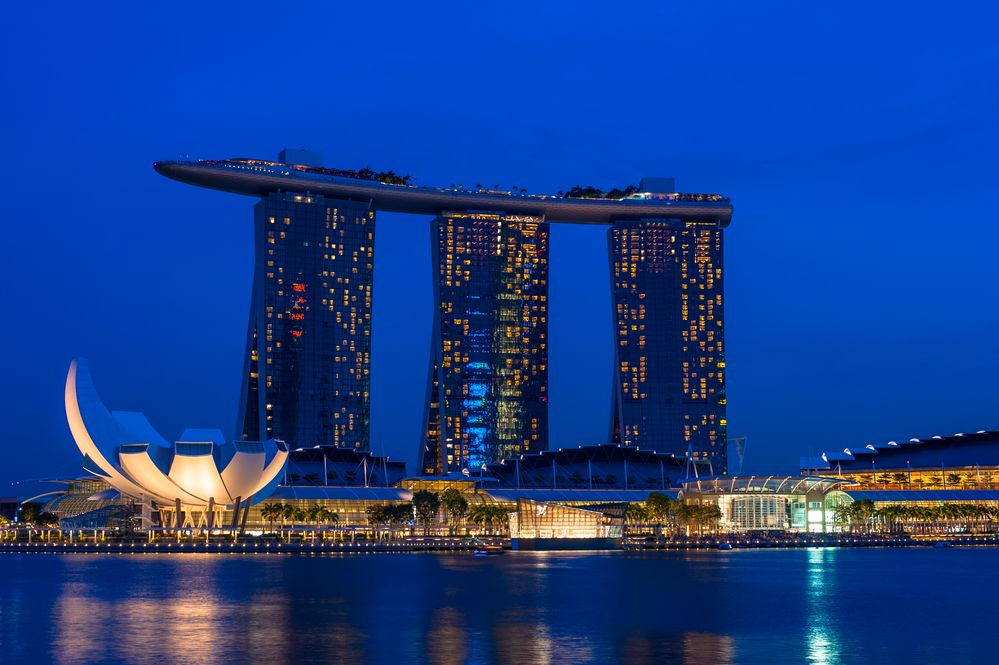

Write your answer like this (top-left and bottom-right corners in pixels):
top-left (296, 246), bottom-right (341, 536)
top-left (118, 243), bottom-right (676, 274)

top-left (65, 359), bottom-right (288, 514)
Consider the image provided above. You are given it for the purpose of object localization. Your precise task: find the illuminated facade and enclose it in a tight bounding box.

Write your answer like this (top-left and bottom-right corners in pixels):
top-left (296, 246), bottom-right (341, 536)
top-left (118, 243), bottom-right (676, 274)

top-left (509, 499), bottom-right (625, 549)
top-left (681, 476), bottom-right (850, 533)
top-left (420, 213), bottom-right (549, 474)
top-left (609, 219), bottom-right (726, 471)
top-left (238, 192), bottom-right (375, 450)
top-left (802, 430), bottom-right (999, 490)
top-left (156, 154), bottom-right (735, 473)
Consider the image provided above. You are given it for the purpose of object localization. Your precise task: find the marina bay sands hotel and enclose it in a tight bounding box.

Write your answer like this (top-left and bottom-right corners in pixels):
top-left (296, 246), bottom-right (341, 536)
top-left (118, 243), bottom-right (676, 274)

top-left (155, 149), bottom-right (733, 475)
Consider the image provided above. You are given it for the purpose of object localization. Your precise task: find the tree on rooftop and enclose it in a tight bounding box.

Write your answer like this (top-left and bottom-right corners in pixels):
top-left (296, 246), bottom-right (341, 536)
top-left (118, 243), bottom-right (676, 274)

top-left (565, 185), bottom-right (605, 199)
top-left (605, 185), bottom-right (638, 200)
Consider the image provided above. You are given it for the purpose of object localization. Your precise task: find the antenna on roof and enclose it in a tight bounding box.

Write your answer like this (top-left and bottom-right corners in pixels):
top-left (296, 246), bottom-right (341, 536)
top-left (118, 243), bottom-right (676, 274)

top-left (727, 436), bottom-right (747, 475)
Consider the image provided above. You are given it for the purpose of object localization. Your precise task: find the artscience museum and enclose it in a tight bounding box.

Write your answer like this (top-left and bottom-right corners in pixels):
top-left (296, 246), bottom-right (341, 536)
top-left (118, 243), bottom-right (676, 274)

top-left (65, 359), bottom-right (288, 529)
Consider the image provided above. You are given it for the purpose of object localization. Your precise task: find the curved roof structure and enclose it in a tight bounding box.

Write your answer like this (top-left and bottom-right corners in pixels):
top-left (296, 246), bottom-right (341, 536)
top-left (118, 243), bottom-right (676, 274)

top-left (843, 489), bottom-right (999, 502)
top-left (486, 443), bottom-right (687, 470)
top-left (65, 359), bottom-right (288, 507)
top-left (679, 475), bottom-right (849, 495)
top-left (154, 158), bottom-right (733, 226)
top-left (805, 430), bottom-right (999, 472)
top-left (269, 486), bottom-right (412, 502)
top-left (483, 488), bottom-right (680, 503)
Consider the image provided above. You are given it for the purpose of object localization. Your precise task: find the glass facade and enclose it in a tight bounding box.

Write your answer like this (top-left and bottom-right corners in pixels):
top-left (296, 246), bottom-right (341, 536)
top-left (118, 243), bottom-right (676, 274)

top-left (729, 496), bottom-right (788, 531)
top-left (420, 213), bottom-right (549, 474)
top-left (608, 220), bottom-right (727, 471)
top-left (509, 499), bottom-right (624, 540)
top-left (238, 192), bottom-right (375, 450)
top-left (829, 467), bottom-right (999, 491)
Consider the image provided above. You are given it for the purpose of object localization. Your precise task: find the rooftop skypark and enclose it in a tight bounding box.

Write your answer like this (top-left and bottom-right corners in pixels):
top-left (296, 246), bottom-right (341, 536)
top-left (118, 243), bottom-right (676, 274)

top-left (154, 156), bottom-right (733, 226)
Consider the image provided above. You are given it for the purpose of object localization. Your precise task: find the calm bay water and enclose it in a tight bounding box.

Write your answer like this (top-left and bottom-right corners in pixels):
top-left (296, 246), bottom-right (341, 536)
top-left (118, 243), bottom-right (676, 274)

top-left (0, 547), bottom-right (993, 664)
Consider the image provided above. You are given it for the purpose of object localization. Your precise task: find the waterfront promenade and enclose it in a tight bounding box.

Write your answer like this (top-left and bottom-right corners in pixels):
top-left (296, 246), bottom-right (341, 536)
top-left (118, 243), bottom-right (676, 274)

top-left (3, 530), bottom-right (996, 554)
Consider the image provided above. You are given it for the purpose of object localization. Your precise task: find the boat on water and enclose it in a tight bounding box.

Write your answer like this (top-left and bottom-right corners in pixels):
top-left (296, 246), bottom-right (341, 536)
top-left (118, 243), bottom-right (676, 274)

top-left (472, 539), bottom-right (503, 556)
top-left (934, 540), bottom-right (952, 548)
top-left (472, 544), bottom-right (504, 556)
top-left (718, 543), bottom-right (733, 551)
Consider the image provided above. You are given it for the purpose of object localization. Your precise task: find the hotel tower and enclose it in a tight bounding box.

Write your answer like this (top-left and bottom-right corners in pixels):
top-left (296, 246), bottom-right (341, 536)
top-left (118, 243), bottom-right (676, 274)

top-left (236, 151), bottom-right (375, 450)
top-left (608, 179), bottom-right (726, 472)
top-left (420, 212), bottom-right (549, 474)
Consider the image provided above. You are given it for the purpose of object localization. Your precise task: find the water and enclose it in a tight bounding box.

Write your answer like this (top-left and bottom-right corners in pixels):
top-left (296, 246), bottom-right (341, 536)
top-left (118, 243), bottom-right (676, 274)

top-left (0, 547), bottom-right (993, 664)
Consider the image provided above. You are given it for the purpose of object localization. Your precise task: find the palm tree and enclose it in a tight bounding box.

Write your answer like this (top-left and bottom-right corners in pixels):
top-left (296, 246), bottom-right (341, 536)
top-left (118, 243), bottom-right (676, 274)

top-left (831, 504), bottom-right (852, 532)
top-left (320, 508), bottom-right (339, 526)
top-left (261, 502), bottom-right (282, 532)
top-left (280, 503), bottom-right (295, 531)
top-left (306, 505), bottom-right (321, 525)
top-left (467, 505), bottom-right (510, 534)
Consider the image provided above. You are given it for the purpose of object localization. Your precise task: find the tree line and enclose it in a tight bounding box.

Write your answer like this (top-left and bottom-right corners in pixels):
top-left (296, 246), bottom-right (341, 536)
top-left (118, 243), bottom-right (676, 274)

top-left (260, 503), bottom-right (339, 530)
top-left (624, 492), bottom-right (723, 536)
top-left (364, 490), bottom-right (510, 535)
top-left (832, 500), bottom-right (999, 533)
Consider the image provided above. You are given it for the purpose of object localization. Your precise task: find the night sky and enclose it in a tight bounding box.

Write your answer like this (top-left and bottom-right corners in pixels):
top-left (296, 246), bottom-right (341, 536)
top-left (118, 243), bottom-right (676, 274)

top-left (2, 1), bottom-right (997, 487)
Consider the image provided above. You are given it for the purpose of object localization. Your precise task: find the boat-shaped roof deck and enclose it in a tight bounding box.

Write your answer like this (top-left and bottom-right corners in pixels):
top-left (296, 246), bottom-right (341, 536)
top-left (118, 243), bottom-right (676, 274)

top-left (154, 158), bottom-right (733, 226)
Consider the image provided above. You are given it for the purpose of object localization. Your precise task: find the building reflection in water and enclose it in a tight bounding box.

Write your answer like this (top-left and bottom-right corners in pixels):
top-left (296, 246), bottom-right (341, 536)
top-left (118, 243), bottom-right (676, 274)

top-left (617, 632), bottom-right (733, 665)
top-left (41, 550), bottom-right (830, 664)
top-left (52, 556), bottom-right (291, 665)
top-left (492, 613), bottom-right (596, 664)
top-left (424, 607), bottom-right (467, 665)
top-left (805, 547), bottom-right (841, 665)
top-left (683, 632), bottom-right (734, 665)
top-left (434, 552), bottom-right (732, 665)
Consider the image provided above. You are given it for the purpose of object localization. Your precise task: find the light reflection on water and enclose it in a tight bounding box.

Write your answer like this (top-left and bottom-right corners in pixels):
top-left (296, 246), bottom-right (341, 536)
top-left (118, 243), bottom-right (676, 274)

top-left (805, 547), bottom-right (840, 665)
top-left (51, 556), bottom-right (291, 665)
top-left (0, 548), bottom-right (992, 664)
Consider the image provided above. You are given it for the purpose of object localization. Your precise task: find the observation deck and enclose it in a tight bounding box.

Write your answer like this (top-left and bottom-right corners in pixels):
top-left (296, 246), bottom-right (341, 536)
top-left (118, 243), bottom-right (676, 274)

top-left (154, 158), bottom-right (732, 226)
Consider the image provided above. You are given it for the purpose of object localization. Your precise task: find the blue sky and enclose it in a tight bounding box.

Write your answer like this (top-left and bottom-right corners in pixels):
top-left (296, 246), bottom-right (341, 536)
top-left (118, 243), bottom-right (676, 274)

top-left (1, 1), bottom-right (997, 486)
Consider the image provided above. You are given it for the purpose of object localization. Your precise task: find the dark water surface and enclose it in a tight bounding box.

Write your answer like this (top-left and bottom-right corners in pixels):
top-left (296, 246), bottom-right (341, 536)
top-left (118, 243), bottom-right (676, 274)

top-left (0, 547), bottom-right (993, 664)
